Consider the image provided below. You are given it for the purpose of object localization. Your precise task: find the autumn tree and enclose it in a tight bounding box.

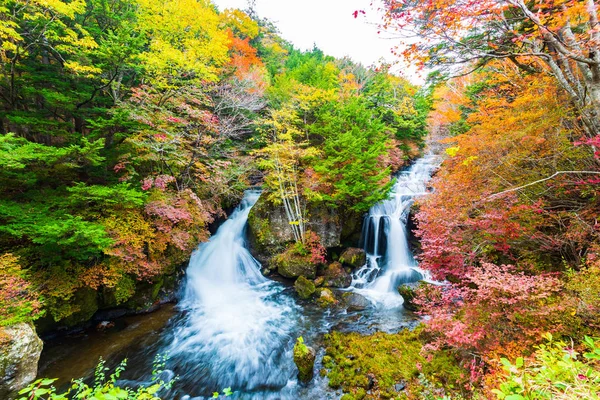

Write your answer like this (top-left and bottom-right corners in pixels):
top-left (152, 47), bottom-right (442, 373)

top-left (382, 0), bottom-right (600, 137)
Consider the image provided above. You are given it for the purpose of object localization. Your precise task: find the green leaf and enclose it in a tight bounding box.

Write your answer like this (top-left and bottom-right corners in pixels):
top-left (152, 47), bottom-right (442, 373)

top-left (515, 357), bottom-right (523, 368)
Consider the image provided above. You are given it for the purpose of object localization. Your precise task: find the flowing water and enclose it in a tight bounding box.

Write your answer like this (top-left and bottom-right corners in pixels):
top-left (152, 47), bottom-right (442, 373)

top-left (350, 154), bottom-right (440, 307)
top-left (38, 156), bottom-right (439, 399)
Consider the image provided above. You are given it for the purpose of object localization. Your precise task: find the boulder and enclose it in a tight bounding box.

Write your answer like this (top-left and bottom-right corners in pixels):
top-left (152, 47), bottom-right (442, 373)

top-left (293, 339), bottom-right (316, 383)
top-left (339, 247), bottom-right (367, 269)
top-left (0, 323), bottom-right (43, 399)
top-left (316, 288), bottom-right (338, 307)
top-left (398, 283), bottom-right (419, 311)
top-left (322, 262), bottom-right (352, 288)
top-left (294, 276), bottom-right (316, 299)
top-left (275, 254), bottom-right (317, 279)
top-left (342, 292), bottom-right (370, 311)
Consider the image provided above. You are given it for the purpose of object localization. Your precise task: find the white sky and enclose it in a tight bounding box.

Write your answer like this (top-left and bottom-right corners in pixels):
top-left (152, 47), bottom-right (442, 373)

top-left (212, 0), bottom-right (418, 82)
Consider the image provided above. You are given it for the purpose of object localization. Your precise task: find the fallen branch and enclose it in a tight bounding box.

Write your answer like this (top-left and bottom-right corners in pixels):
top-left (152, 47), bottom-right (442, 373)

top-left (487, 170), bottom-right (600, 199)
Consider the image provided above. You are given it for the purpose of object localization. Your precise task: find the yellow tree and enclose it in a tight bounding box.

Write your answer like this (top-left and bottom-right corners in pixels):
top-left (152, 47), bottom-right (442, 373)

top-left (255, 105), bottom-right (320, 244)
top-left (135, 0), bottom-right (230, 90)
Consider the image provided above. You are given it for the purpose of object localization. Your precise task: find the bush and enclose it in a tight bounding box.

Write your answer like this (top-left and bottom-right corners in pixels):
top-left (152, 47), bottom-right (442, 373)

top-left (492, 334), bottom-right (600, 399)
top-left (18, 355), bottom-right (176, 400)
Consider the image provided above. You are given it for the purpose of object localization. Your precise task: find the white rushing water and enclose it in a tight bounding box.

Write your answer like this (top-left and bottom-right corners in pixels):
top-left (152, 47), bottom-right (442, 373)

top-left (350, 155), bottom-right (439, 308)
top-left (167, 190), bottom-right (299, 397)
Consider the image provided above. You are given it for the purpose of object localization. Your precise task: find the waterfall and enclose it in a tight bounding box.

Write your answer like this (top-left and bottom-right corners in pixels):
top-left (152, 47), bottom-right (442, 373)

top-left (350, 155), bottom-right (439, 308)
top-left (165, 190), bottom-right (299, 397)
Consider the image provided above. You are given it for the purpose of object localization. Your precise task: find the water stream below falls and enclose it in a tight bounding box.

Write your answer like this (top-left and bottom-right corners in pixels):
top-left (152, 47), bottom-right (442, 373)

top-left (38, 155), bottom-right (439, 399)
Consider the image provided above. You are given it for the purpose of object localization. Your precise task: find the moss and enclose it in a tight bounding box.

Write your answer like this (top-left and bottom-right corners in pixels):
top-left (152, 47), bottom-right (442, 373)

top-left (294, 276), bottom-right (316, 299)
top-left (114, 275), bottom-right (136, 305)
top-left (293, 337), bottom-right (316, 382)
top-left (339, 248), bottom-right (367, 269)
top-left (323, 325), bottom-right (470, 399)
top-left (273, 244), bottom-right (317, 279)
top-left (247, 211), bottom-right (275, 253)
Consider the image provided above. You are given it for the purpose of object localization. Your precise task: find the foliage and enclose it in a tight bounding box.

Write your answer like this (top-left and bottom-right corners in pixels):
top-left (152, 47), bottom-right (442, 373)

top-left (413, 39), bottom-right (600, 397)
top-left (0, 253), bottom-right (42, 326)
top-left (492, 334), bottom-right (600, 399)
top-left (381, 0), bottom-right (600, 138)
top-left (18, 355), bottom-right (176, 400)
top-left (417, 263), bottom-right (568, 356)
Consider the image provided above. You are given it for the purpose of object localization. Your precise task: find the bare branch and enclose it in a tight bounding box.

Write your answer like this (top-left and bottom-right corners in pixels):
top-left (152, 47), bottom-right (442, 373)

top-left (487, 171), bottom-right (600, 199)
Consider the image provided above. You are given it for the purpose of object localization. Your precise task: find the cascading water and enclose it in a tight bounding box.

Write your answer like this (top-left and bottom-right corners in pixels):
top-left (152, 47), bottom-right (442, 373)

top-left (37, 158), bottom-right (440, 399)
top-left (350, 155), bottom-right (439, 307)
top-left (164, 190), bottom-right (299, 398)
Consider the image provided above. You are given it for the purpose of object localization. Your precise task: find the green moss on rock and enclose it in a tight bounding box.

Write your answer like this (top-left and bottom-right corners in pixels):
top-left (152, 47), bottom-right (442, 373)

top-left (397, 284), bottom-right (419, 312)
top-left (293, 337), bottom-right (316, 383)
top-left (323, 325), bottom-right (469, 399)
top-left (339, 248), bottom-right (367, 269)
top-left (60, 287), bottom-right (99, 328)
top-left (294, 276), bottom-right (316, 299)
top-left (273, 244), bottom-right (318, 279)
top-left (322, 261), bottom-right (352, 288)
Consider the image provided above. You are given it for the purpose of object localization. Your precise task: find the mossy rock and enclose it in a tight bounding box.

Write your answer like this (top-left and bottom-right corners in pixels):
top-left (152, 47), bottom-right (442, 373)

top-left (247, 196), bottom-right (293, 258)
top-left (125, 278), bottom-right (165, 312)
top-left (316, 288), bottom-right (338, 307)
top-left (294, 276), bottom-right (316, 299)
top-left (273, 249), bottom-right (317, 279)
top-left (339, 248), bottom-right (367, 269)
top-left (323, 326), bottom-right (469, 399)
top-left (397, 284), bottom-right (419, 312)
top-left (322, 262), bottom-right (352, 288)
top-left (293, 339), bottom-right (316, 383)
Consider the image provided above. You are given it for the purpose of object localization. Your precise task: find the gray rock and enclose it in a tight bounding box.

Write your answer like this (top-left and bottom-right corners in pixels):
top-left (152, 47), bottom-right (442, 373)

top-left (342, 292), bottom-right (370, 311)
top-left (0, 323), bottom-right (43, 399)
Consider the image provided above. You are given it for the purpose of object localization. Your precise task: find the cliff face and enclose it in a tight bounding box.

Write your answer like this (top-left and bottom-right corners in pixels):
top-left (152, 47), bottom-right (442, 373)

top-left (246, 195), bottom-right (363, 269)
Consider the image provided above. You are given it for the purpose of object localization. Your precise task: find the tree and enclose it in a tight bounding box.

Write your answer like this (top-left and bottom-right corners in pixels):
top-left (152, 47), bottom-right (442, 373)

top-left (309, 97), bottom-right (393, 212)
top-left (382, 0), bottom-right (600, 137)
top-left (256, 106), bottom-right (320, 243)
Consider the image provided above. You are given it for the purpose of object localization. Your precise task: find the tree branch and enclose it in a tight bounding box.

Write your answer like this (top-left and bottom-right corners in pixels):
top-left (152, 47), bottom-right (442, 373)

top-left (487, 171), bottom-right (600, 199)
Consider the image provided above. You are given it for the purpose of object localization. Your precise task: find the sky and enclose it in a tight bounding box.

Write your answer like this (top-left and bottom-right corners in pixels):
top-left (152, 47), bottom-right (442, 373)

top-left (212, 0), bottom-right (418, 81)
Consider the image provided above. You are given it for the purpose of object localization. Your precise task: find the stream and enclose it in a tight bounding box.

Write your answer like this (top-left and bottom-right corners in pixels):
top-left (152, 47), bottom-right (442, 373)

top-left (37, 155), bottom-right (439, 399)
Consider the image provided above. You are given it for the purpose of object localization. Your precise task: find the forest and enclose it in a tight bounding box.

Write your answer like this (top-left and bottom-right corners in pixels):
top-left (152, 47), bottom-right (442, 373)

top-left (0, 0), bottom-right (599, 399)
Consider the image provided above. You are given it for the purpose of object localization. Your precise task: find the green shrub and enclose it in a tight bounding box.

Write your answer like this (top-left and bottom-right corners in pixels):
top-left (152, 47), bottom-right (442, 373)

top-left (18, 355), bottom-right (176, 400)
top-left (493, 334), bottom-right (600, 399)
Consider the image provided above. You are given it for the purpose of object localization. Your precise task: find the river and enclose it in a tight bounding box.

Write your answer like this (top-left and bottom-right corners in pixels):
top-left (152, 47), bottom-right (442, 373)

top-left (37, 155), bottom-right (439, 399)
